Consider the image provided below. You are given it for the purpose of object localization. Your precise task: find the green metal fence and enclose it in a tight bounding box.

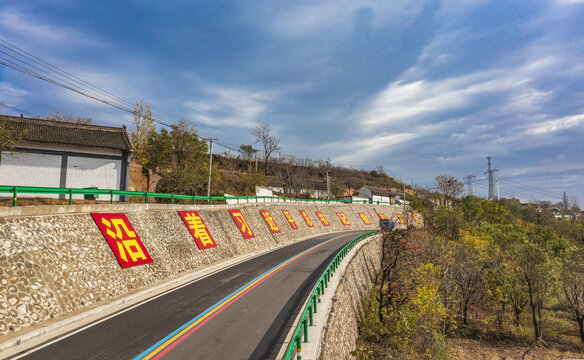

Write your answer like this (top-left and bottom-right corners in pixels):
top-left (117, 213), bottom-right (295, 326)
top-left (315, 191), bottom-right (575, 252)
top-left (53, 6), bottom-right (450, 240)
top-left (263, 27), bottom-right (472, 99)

top-left (0, 185), bottom-right (399, 207)
top-left (282, 231), bottom-right (378, 360)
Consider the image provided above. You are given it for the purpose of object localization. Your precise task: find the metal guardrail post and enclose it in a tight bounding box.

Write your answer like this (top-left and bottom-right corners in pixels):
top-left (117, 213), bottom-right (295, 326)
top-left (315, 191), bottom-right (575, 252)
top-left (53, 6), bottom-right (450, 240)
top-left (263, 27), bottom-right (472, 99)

top-left (296, 335), bottom-right (302, 360)
top-left (308, 305), bottom-right (313, 326)
top-left (12, 187), bottom-right (17, 207)
top-left (110, 191), bottom-right (114, 204)
top-left (68, 189), bottom-right (73, 205)
top-left (302, 319), bottom-right (308, 342)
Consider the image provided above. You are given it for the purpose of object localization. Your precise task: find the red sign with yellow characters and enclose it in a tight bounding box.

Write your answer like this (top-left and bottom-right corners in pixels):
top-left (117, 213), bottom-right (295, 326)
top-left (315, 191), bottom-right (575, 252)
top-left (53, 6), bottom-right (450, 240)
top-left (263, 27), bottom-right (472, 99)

top-left (358, 212), bottom-right (372, 225)
top-left (377, 213), bottom-right (388, 220)
top-left (396, 213), bottom-right (406, 224)
top-left (315, 211), bottom-right (330, 226)
top-left (91, 213), bottom-right (153, 269)
top-left (336, 212), bottom-right (351, 226)
top-left (229, 209), bottom-right (255, 239)
top-left (412, 213), bottom-right (421, 224)
top-left (299, 210), bottom-right (314, 227)
top-left (282, 210), bottom-right (298, 230)
top-left (260, 210), bottom-right (280, 234)
top-left (178, 211), bottom-right (217, 250)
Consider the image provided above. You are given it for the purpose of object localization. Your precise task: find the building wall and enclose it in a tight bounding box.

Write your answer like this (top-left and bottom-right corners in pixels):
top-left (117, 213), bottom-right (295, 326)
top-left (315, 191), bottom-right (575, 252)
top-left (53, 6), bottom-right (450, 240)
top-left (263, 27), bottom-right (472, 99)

top-left (0, 145), bottom-right (128, 199)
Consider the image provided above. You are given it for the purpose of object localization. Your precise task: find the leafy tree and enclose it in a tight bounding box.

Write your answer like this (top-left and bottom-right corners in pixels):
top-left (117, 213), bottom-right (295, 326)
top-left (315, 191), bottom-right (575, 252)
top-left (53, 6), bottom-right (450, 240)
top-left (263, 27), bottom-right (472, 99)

top-left (42, 111), bottom-right (94, 124)
top-left (131, 99), bottom-right (155, 162)
top-left (252, 122), bottom-right (280, 175)
top-left (558, 249), bottom-right (584, 342)
top-left (239, 144), bottom-right (256, 162)
top-left (144, 119), bottom-right (212, 195)
top-left (0, 115), bottom-right (24, 160)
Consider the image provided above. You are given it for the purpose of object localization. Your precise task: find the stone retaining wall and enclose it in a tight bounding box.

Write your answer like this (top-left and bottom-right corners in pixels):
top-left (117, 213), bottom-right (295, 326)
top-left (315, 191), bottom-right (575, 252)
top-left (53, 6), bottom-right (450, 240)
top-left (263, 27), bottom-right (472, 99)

top-left (318, 236), bottom-right (383, 360)
top-left (0, 202), bottom-right (405, 338)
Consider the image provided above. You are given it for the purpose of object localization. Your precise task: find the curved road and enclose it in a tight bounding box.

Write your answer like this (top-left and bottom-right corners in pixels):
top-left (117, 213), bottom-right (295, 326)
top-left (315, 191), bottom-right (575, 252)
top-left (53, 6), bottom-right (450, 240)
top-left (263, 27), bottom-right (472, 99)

top-left (9, 230), bottom-right (369, 360)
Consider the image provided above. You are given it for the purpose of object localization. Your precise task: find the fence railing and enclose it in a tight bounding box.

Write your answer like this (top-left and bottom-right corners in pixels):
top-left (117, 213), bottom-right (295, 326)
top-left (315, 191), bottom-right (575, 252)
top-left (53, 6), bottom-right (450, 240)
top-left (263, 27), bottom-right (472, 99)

top-left (282, 231), bottom-right (377, 360)
top-left (0, 185), bottom-right (399, 207)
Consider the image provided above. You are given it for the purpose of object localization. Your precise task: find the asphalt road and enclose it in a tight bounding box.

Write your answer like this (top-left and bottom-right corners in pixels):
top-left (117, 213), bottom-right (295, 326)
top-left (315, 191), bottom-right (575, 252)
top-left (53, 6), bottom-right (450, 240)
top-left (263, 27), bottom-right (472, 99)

top-left (9, 230), bottom-right (369, 360)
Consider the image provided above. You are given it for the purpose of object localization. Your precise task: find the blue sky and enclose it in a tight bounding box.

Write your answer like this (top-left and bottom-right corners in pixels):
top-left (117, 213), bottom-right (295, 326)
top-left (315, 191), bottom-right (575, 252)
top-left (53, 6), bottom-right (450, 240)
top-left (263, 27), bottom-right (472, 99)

top-left (1, 0), bottom-right (583, 203)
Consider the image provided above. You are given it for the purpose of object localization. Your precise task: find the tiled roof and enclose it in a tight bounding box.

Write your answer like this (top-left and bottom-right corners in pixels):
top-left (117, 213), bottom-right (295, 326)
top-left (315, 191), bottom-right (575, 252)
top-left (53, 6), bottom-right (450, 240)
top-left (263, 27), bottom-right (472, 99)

top-left (362, 186), bottom-right (400, 197)
top-left (1, 115), bottom-right (132, 151)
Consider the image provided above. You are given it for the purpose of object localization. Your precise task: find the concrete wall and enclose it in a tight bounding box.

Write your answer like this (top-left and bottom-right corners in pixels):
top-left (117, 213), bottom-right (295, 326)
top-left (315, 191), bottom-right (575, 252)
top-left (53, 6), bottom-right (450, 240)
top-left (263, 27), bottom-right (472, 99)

top-left (318, 236), bottom-right (383, 360)
top-left (0, 202), bottom-right (407, 338)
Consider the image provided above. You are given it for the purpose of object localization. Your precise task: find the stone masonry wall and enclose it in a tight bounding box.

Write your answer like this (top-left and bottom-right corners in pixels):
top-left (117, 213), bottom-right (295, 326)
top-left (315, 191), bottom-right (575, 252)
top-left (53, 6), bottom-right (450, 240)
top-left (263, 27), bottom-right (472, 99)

top-left (0, 203), bottom-right (405, 337)
top-left (318, 236), bottom-right (383, 360)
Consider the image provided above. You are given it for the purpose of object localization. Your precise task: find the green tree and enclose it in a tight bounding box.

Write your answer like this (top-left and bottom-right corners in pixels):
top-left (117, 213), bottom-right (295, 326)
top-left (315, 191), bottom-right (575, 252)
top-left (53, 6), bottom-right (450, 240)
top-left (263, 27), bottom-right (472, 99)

top-left (0, 115), bottom-right (24, 160)
top-left (558, 249), bottom-right (584, 342)
top-left (144, 119), bottom-right (212, 195)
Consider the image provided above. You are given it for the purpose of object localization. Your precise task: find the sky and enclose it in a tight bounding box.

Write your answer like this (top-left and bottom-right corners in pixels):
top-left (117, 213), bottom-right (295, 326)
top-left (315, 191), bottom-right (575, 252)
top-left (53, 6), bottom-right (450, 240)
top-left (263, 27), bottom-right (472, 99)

top-left (1, 0), bottom-right (583, 204)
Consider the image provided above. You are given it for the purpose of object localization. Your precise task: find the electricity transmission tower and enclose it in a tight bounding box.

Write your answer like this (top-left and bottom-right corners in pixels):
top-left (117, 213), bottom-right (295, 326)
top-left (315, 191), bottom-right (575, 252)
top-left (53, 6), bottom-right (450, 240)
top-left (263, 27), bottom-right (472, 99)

top-left (463, 174), bottom-right (476, 195)
top-left (485, 156), bottom-right (499, 201)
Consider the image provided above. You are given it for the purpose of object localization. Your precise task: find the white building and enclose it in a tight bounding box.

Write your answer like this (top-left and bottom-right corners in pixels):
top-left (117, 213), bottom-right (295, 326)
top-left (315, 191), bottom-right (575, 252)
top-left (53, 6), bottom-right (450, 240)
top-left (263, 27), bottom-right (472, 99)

top-left (0, 115), bottom-right (132, 199)
top-left (358, 186), bottom-right (400, 204)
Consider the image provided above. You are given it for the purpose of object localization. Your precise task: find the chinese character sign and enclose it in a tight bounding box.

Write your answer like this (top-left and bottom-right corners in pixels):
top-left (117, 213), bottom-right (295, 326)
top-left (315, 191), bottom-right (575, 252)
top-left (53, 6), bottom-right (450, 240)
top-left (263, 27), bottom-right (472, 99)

top-left (336, 212), bottom-right (351, 226)
top-left (91, 213), bottom-right (153, 269)
top-left (229, 209), bottom-right (255, 239)
top-left (377, 213), bottom-right (388, 220)
top-left (178, 211), bottom-right (217, 250)
top-left (315, 211), bottom-right (330, 226)
top-left (281, 210), bottom-right (298, 230)
top-left (396, 213), bottom-right (406, 224)
top-left (299, 210), bottom-right (314, 227)
top-left (260, 210), bottom-right (280, 234)
top-left (358, 212), bottom-right (372, 225)
top-left (412, 213), bottom-right (421, 224)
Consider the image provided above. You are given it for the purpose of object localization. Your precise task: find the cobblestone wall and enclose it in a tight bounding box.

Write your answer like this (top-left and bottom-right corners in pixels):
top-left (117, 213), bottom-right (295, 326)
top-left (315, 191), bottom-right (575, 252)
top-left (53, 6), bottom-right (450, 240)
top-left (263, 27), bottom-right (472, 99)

top-left (0, 203), bottom-right (403, 337)
top-left (318, 236), bottom-right (383, 360)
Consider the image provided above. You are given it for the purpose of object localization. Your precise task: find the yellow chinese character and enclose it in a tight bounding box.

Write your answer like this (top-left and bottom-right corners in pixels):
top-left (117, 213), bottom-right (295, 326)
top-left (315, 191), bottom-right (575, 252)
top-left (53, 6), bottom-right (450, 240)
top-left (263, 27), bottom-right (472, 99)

top-left (102, 217), bottom-right (137, 240)
top-left (117, 239), bottom-right (147, 263)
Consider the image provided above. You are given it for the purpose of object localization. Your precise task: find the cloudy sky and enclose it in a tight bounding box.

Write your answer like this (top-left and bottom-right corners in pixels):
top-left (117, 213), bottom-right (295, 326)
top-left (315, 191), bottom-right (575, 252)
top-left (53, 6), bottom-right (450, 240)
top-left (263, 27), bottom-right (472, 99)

top-left (1, 0), bottom-right (583, 203)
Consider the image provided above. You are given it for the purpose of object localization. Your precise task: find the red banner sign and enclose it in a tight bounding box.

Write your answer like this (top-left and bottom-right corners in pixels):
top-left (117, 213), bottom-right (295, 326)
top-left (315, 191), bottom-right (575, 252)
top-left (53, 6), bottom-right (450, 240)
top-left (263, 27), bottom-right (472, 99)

top-left (178, 211), bottom-right (217, 249)
top-left (377, 213), bottom-right (388, 220)
top-left (260, 210), bottom-right (280, 234)
top-left (412, 213), bottom-right (421, 224)
top-left (229, 209), bottom-right (255, 239)
top-left (315, 211), bottom-right (330, 226)
top-left (91, 213), bottom-right (153, 268)
top-left (282, 210), bottom-right (298, 230)
top-left (336, 212), bottom-right (351, 226)
top-left (396, 213), bottom-right (406, 224)
top-left (358, 212), bottom-right (372, 225)
top-left (299, 210), bottom-right (314, 227)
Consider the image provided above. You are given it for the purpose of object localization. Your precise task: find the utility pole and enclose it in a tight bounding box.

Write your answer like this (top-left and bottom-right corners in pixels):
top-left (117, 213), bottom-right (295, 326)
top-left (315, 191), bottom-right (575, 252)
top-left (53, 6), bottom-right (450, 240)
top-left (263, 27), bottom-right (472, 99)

top-left (254, 149), bottom-right (258, 174)
top-left (463, 174), bottom-right (476, 195)
top-left (206, 137), bottom-right (218, 198)
top-left (485, 156), bottom-right (499, 201)
top-left (326, 171), bottom-right (331, 200)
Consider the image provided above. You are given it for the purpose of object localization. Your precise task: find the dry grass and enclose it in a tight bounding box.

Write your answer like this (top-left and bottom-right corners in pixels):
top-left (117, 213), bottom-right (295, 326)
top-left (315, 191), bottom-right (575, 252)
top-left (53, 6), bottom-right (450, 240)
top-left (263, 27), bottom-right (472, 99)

top-left (447, 338), bottom-right (584, 360)
top-left (0, 197), bottom-right (104, 207)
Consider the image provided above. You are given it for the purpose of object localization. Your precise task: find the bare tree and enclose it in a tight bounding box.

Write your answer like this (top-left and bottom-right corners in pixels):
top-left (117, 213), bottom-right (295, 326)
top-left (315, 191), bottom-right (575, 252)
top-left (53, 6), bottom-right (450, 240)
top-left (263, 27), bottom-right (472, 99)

top-left (252, 122), bottom-right (280, 175)
top-left (434, 174), bottom-right (464, 206)
top-left (43, 111), bottom-right (94, 124)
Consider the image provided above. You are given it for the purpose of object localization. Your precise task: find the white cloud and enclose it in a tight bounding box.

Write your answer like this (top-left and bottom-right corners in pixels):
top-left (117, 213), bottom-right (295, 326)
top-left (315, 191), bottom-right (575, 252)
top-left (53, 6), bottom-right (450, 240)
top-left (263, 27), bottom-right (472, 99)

top-left (262, 0), bottom-right (428, 37)
top-left (327, 132), bottom-right (417, 165)
top-left (0, 82), bottom-right (28, 105)
top-left (526, 114), bottom-right (584, 135)
top-left (185, 85), bottom-right (276, 128)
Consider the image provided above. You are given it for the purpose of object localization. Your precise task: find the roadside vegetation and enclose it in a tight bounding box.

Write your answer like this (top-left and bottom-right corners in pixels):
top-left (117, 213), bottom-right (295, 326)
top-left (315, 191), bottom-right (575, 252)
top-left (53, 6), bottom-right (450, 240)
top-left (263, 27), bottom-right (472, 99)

top-left (352, 175), bottom-right (584, 359)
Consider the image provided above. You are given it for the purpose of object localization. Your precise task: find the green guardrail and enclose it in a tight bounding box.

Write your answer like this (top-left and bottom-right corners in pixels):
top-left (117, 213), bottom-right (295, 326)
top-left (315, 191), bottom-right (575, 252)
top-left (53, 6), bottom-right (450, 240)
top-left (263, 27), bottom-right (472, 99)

top-left (282, 230), bottom-right (378, 360)
top-left (0, 185), bottom-right (400, 207)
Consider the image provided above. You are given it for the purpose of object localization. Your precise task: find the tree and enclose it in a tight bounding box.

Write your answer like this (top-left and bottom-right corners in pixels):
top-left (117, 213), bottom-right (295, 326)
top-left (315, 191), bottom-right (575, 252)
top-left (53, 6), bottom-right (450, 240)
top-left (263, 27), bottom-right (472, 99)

top-left (0, 115), bottom-right (24, 160)
top-left (144, 119), bottom-right (211, 195)
top-left (42, 111), bottom-right (94, 124)
top-left (239, 144), bottom-right (256, 162)
top-left (558, 250), bottom-right (584, 342)
top-left (562, 191), bottom-right (570, 213)
top-left (131, 99), bottom-right (155, 163)
top-left (252, 122), bottom-right (280, 175)
top-left (434, 174), bottom-right (464, 206)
